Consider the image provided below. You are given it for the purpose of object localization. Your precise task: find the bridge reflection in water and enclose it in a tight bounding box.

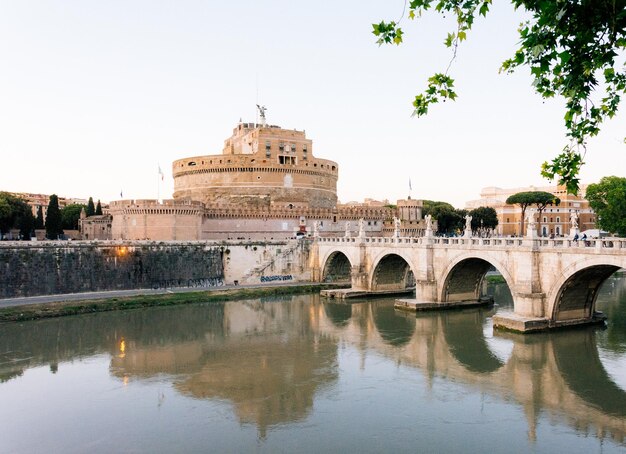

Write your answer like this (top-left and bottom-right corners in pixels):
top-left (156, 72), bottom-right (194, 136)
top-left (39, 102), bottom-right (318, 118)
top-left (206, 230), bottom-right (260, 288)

top-left (0, 275), bottom-right (625, 450)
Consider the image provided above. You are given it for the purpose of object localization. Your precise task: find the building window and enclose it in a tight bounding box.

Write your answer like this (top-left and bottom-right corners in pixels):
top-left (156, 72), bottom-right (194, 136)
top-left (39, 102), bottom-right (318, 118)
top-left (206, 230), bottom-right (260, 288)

top-left (290, 143), bottom-right (296, 153)
top-left (556, 217), bottom-right (560, 223)
top-left (543, 217), bottom-right (547, 223)
top-left (279, 156), bottom-right (296, 165)
top-left (279, 142), bottom-right (285, 151)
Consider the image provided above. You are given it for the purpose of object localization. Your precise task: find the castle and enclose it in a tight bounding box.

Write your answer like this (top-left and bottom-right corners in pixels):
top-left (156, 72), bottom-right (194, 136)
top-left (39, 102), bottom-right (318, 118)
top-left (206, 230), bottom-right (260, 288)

top-left (86, 112), bottom-right (427, 241)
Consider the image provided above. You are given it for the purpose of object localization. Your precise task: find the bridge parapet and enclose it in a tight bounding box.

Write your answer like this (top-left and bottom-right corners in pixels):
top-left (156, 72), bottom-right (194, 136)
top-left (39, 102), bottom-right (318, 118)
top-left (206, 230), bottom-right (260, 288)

top-left (316, 235), bottom-right (626, 251)
top-left (313, 234), bottom-right (626, 332)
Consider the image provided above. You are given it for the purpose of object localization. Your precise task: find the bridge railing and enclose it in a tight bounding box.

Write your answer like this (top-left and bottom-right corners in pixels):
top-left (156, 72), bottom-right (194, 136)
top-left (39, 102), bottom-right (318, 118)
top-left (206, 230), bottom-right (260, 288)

top-left (315, 235), bottom-right (626, 250)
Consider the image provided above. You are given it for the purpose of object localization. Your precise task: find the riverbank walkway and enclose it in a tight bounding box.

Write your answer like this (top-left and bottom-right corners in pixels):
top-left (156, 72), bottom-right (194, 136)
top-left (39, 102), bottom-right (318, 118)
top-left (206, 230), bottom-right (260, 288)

top-left (0, 281), bottom-right (325, 309)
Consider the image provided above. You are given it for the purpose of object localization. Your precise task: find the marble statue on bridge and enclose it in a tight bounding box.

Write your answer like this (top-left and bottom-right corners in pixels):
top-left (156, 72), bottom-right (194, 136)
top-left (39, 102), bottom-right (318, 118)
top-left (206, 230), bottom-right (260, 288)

top-left (464, 215), bottom-right (473, 238)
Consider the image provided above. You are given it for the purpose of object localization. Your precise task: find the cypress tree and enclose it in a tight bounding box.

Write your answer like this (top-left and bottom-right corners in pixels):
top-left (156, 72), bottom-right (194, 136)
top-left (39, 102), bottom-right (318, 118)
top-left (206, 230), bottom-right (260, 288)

top-left (45, 194), bottom-right (63, 240)
top-left (35, 205), bottom-right (44, 229)
top-left (17, 206), bottom-right (35, 240)
top-left (86, 197), bottom-right (95, 217)
top-left (95, 200), bottom-right (103, 215)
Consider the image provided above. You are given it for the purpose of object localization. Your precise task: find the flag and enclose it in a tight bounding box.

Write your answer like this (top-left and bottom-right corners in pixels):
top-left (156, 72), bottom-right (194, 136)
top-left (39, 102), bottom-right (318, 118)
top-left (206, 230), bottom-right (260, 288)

top-left (409, 178), bottom-right (412, 191)
top-left (158, 164), bottom-right (164, 181)
top-left (120, 190), bottom-right (123, 198)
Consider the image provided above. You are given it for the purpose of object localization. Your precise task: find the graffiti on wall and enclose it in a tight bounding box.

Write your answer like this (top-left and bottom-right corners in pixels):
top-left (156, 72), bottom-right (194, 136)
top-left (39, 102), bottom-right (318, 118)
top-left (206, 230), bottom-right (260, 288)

top-left (152, 277), bottom-right (224, 290)
top-left (260, 275), bottom-right (293, 283)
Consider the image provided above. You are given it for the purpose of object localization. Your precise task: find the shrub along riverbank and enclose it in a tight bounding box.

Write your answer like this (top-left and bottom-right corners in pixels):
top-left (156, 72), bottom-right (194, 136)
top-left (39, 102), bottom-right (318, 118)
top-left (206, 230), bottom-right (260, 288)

top-left (0, 284), bottom-right (346, 323)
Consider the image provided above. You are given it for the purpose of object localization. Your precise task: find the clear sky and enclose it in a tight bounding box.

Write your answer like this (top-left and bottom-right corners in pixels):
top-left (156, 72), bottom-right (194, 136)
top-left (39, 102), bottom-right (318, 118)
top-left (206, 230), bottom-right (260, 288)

top-left (1, 1), bottom-right (624, 208)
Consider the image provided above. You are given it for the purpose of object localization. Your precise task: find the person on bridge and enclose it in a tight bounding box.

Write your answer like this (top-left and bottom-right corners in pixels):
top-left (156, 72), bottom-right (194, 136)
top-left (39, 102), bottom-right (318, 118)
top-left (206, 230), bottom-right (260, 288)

top-left (573, 233), bottom-right (579, 242)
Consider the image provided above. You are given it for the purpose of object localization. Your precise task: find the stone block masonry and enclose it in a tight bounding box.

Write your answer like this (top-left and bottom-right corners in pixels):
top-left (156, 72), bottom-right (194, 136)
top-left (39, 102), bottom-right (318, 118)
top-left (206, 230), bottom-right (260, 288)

top-left (0, 242), bottom-right (224, 298)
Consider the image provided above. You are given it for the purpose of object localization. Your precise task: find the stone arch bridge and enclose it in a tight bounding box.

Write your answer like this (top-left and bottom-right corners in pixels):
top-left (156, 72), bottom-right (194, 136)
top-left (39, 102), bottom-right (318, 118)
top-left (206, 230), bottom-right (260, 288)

top-left (310, 235), bottom-right (626, 332)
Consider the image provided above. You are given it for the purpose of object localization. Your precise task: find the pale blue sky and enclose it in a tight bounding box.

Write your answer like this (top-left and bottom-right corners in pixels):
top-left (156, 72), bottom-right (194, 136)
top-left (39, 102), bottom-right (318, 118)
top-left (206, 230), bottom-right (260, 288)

top-left (1, 1), bottom-right (624, 207)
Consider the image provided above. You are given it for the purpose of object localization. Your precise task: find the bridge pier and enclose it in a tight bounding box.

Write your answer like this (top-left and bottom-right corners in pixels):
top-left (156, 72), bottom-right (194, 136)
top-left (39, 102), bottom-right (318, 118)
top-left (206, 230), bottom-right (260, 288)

top-left (492, 311), bottom-right (607, 333)
top-left (313, 235), bottom-right (626, 332)
top-left (395, 279), bottom-right (493, 312)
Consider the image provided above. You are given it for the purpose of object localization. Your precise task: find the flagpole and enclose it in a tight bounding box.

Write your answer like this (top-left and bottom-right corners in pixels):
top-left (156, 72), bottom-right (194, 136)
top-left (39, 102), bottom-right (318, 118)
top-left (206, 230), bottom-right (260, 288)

top-left (157, 164), bottom-right (160, 202)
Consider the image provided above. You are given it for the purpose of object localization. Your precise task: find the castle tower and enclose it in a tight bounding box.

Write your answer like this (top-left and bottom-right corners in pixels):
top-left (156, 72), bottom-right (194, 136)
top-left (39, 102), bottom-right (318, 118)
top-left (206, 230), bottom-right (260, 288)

top-left (172, 121), bottom-right (339, 209)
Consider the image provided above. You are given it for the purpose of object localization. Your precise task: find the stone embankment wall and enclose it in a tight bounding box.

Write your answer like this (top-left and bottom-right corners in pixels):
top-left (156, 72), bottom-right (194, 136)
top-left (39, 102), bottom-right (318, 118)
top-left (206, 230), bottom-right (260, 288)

top-left (0, 242), bottom-right (224, 298)
top-left (0, 240), bottom-right (311, 298)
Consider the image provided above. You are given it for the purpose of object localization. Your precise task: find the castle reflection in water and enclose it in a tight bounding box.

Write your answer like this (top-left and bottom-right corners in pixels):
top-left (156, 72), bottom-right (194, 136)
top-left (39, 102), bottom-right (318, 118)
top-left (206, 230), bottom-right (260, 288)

top-left (1, 274), bottom-right (625, 447)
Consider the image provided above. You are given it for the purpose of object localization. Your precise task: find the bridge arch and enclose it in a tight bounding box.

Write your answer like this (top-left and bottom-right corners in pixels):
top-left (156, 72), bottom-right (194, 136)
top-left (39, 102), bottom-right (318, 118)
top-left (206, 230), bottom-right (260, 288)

top-left (320, 249), bottom-right (354, 283)
top-left (546, 257), bottom-right (623, 323)
top-left (438, 253), bottom-right (515, 305)
top-left (369, 251), bottom-right (414, 292)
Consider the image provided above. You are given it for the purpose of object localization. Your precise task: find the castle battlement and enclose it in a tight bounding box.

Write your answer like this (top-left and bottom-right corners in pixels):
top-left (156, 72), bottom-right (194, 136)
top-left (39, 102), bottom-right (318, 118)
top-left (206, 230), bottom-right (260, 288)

top-left (172, 122), bottom-right (338, 209)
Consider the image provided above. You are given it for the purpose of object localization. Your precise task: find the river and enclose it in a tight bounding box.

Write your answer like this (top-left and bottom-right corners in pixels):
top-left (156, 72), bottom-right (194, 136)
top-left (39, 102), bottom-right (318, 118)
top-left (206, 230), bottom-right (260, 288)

top-left (1, 272), bottom-right (625, 453)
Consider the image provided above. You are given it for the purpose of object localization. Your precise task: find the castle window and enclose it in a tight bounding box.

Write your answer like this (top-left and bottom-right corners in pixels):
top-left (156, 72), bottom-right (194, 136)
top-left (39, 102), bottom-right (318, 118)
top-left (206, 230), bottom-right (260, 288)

top-left (332, 166), bottom-right (336, 171)
top-left (279, 156), bottom-right (296, 165)
top-left (188, 161), bottom-right (196, 166)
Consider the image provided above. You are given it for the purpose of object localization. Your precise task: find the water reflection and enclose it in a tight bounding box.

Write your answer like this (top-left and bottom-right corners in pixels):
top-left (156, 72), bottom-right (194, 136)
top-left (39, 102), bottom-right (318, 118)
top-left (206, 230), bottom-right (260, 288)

top-left (0, 276), bottom-right (625, 450)
top-left (442, 308), bottom-right (505, 374)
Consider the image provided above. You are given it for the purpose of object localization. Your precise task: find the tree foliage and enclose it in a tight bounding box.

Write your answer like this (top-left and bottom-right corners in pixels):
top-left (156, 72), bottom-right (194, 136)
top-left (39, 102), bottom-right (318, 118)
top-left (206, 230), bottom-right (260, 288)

top-left (506, 190), bottom-right (560, 235)
top-left (45, 194), bottom-right (63, 240)
top-left (422, 200), bottom-right (455, 216)
top-left (95, 200), bottom-right (103, 216)
top-left (0, 192), bottom-right (34, 239)
top-left (35, 205), bottom-right (44, 230)
top-left (585, 175), bottom-right (626, 236)
top-left (61, 204), bottom-right (86, 230)
top-left (423, 200), bottom-right (467, 234)
top-left (373, 0), bottom-right (626, 194)
top-left (468, 206), bottom-right (498, 231)
top-left (86, 197), bottom-right (95, 217)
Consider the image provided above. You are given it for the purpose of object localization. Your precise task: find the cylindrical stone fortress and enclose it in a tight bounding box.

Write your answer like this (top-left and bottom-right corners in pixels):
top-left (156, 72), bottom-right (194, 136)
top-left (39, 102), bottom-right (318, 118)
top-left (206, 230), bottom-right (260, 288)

top-left (172, 122), bottom-right (338, 209)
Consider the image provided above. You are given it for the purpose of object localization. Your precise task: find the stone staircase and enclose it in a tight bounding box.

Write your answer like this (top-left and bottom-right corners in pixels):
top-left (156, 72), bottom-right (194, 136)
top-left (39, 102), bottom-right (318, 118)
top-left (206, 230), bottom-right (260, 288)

top-left (238, 240), bottom-right (310, 284)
